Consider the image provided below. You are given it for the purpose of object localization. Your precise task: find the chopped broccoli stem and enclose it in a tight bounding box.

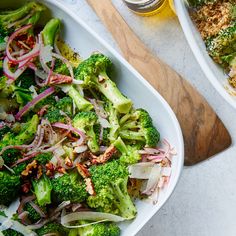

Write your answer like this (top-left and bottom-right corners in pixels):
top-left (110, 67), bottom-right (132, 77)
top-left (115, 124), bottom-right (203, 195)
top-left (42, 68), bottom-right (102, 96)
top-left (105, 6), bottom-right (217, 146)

top-left (32, 174), bottom-right (52, 206)
top-left (68, 86), bottom-right (93, 111)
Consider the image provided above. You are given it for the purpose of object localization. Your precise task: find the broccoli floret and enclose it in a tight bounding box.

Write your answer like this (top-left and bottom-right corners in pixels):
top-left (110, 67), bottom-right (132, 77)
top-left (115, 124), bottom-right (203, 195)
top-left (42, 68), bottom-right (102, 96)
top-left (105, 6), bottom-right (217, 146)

top-left (67, 86), bottom-right (93, 111)
top-left (44, 108), bottom-right (67, 124)
top-left (0, 114), bottom-right (39, 149)
top-left (56, 97), bottom-right (73, 115)
top-left (0, 171), bottom-right (21, 205)
top-left (75, 53), bottom-right (132, 113)
top-left (42, 18), bottom-right (60, 46)
top-left (2, 229), bottom-right (23, 236)
top-left (35, 152), bottom-right (53, 165)
top-left (15, 69), bottom-right (36, 89)
top-left (32, 175), bottom-right (52, 206)
top-left (73, 111), bottom-right (100, 153)
top-left (206, 23), bottom-right (236, 64)
top-left (52, 171), bottom-right (88, 203)
top-left (0, 2), bottom-right (45, 35)
top-left (113, 137), bottom-right (141, 165)
top-left (36, 222), bottom-right (68, 236)
top-left (104, 101), bottom-right (120, 143)
top-left (24, 200), bottom-right (47, 223)
top-left (0, 125), bottom-right (10, 140)
top-left (119, 109), bottom-right (160, 147)
top-left (12, 162), bottom-right (27, 175)
top-left (1, 148), bottom-right (21, 166)
top-left (77, 221), bottom-right (121, 236)
top-left (87, 160), bottom-right (137, 219)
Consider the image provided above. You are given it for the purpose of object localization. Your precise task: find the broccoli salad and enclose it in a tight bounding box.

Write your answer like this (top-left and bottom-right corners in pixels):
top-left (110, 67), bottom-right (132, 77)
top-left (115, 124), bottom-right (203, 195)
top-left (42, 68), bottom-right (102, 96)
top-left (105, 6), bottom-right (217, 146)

top-left (188, 0), bottom-right (236, 90)
top-left (0, 2), bottom-right (175, 236)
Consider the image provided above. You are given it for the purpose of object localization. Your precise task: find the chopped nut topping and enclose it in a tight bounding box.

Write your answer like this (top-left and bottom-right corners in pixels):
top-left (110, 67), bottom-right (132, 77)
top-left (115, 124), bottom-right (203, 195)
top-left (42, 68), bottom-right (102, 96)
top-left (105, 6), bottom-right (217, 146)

top-left (21, 160), bottom-right (38, 177)
top-left (191, 1), bottom-right (232, 39)
top-left (85, 178), bottom-right (96, 196)
top-left (76, 163), bottom-right (90, 178)
top-left (65, 157), bottom-right (73, 167)
top-left (92, 145), bottom-right (117, 164)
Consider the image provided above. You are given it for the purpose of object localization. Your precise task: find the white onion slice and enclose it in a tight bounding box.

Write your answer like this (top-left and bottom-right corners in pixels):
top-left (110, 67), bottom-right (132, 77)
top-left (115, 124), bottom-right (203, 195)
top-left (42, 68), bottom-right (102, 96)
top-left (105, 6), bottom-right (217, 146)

top-left (128, 162), bottom-right (154, 179)
top-left (74, 145), bottom-right (88, 154)
top-left (98, 116), bottom-right (111, 128)
top-left (142, 164), bottom-right (162, 195)
top-left (61, 211), bottom-right (125, 229)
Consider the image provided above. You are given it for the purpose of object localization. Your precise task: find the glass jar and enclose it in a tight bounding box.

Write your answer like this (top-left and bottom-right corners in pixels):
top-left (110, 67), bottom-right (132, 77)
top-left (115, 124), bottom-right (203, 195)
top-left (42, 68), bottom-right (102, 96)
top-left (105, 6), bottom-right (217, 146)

top-left (123, 0), bottom-right (168, 16)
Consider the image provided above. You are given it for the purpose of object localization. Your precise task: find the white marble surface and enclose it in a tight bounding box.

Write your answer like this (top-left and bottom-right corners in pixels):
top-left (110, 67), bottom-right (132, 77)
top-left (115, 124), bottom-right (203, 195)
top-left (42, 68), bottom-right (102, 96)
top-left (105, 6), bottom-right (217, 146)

top-left (63, 1), bottom-right (236, 235)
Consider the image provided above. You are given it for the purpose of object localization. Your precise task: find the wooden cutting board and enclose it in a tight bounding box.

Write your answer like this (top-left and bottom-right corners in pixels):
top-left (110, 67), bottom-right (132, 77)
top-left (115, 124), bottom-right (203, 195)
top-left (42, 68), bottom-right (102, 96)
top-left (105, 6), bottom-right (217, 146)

top-left (86, 0), bottom-right (231, 165)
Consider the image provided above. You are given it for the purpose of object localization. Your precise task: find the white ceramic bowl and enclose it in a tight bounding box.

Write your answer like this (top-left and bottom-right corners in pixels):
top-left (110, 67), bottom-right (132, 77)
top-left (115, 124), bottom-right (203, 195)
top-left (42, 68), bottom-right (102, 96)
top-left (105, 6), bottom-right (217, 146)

top-left (174, 0), bottom-right (236, 109)
top-left (1, 1), bottom-right (184, 235)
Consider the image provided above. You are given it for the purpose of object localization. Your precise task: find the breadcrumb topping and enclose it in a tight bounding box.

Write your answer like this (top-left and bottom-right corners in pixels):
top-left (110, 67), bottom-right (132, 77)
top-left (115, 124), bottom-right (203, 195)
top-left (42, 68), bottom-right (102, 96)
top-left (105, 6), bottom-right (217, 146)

top-left (192, 1), bottom-right (232, 39)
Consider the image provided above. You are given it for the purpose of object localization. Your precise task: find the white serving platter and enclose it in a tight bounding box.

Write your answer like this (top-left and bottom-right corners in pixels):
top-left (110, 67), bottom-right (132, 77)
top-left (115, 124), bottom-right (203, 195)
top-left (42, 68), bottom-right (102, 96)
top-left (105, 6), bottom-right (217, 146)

top-left (175, 0), bottom-right (236, 109)
top-left (0, 1), bottom-right (184, 235)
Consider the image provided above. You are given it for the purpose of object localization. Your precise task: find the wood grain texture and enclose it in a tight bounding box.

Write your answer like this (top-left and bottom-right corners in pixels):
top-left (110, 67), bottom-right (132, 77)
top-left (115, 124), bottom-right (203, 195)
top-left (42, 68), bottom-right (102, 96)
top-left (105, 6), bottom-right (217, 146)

top-left (86, 0), bottom-right (231, 165)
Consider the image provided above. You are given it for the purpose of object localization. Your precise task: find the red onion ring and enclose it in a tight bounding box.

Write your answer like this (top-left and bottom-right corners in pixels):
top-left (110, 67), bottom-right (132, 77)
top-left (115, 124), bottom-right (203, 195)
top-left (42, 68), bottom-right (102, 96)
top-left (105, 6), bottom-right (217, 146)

top-left (18, 195), bottom-right (36, 215)
top-left (52, 122), bottom-right (85, 145)
top-left (29, 201), bottom-right (46, 218)
top-left (6, 24), bottom-right (33, 63)
top-left (6, 24), bottom-right (40, 64)
top-left (15, 86), bottom-right (55, 120)
top-left (3, 56), bottom-right (28, 81)
top-left (12, 152), bottom-right (39, 167)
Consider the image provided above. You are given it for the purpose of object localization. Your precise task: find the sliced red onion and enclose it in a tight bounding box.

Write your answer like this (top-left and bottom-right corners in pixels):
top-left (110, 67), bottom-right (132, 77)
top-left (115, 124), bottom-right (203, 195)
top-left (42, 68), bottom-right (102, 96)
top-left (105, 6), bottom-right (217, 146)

top-left (39, 137), bottom-right (67, 153)
top-left (71, 203), bottom-right (82, 212)
top-left (52, 122), bottom-right (85, 144)
top-left (142, 164), bottom-right (162, 195)
top-left (15, 87), bottom-right (55, 120)
top-left (29, 201), bottom-right (46, 218)
top-left (3, 56), bottom-right (28, 81)
top-left (54, 201), bottom-right (71, 213)
top-left (18, 211), bottom-right (29, 222)
top-left (12, 152), bottom-right (39, 167)
top-left (18, 195), bottom-right (36, 215)
top-left (61, 211), bottom-right (125, 229)
top-left (27, 212), bottom-right (60, 230)
top-left (6, 24), bottom-right (32, 63)
top-left (128, 162), bottom-right (155, 179)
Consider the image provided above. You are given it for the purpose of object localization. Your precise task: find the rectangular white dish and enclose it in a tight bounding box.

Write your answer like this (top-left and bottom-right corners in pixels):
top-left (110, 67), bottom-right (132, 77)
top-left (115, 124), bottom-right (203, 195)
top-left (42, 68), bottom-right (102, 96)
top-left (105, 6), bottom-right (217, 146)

top-left (174, 0), bottom-right (236, 109)
top-left (0, 1), bottom-right (184, 235)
